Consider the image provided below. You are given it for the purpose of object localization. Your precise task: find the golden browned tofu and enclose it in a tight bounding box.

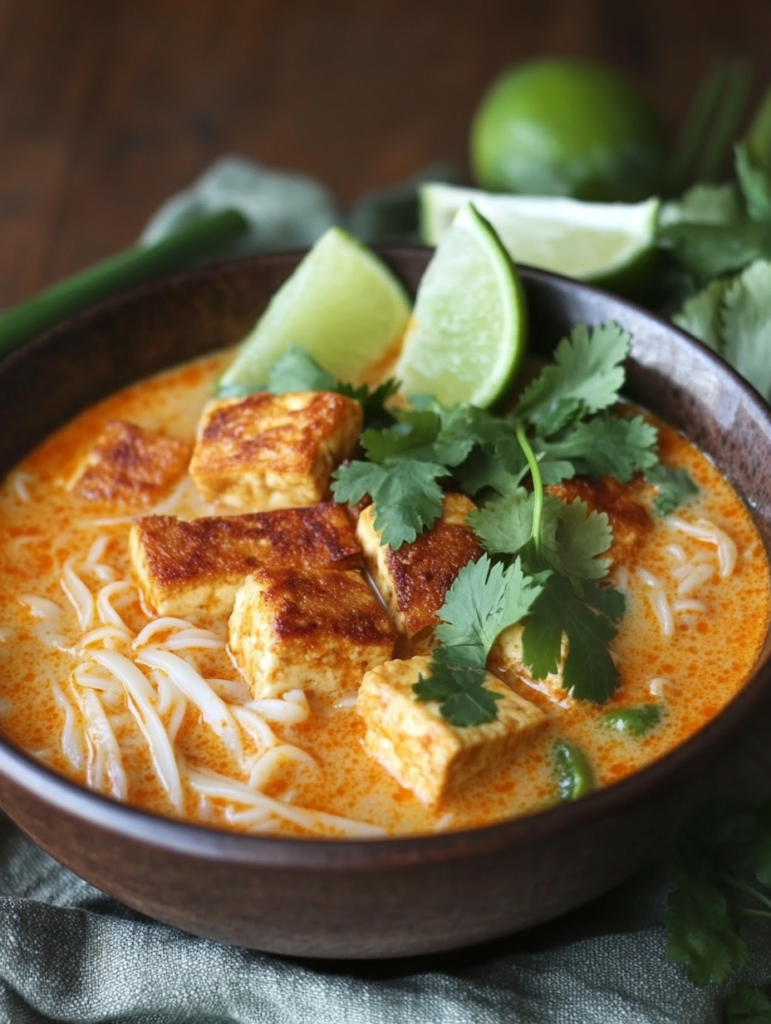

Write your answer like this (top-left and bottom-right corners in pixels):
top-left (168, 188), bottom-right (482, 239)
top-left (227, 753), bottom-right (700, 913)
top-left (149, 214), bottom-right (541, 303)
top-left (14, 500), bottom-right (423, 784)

top-left (488, 624), bottom-right (571, 707)
top-left (68, 420), bottom-right (189, 508)
top-left (356, 493), bottom-right (483, 638)
top-left (189, 391), bottom-right (363, 511)
top-left (228, 567), bottom-right (396, 698)
top-left (357, 656), bottom-right (547, 805)
top-left (129, 503), bottom-right (361, 619)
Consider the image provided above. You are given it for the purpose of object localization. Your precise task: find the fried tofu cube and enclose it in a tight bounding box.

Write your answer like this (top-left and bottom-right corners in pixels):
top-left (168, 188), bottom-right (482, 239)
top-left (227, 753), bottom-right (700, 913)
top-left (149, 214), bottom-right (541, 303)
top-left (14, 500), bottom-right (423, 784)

top-left (488, 624), bottom-right (571, 707)
top-left (228, 567), bottom-right (396, 698)
top-left (356, 493), bottom-right (483, 638)
top-left (357, 656), bottom-right (547, 805)
top-left (129, 503), bottom-right (361, 619)
top-left (68, 420), bottom-right (189, 508)
top-left (189, 391), bottom-right (363, 511)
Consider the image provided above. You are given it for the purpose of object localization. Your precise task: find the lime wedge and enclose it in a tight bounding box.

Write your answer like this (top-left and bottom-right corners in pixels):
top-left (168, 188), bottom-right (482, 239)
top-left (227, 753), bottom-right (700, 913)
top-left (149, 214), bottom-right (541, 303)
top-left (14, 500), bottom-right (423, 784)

top-left (217, 227), bottom-right (411, 394)
top-left (420, 183), bottom-right (660, 295)
top-left (394, 203), bottom-right (526, 408)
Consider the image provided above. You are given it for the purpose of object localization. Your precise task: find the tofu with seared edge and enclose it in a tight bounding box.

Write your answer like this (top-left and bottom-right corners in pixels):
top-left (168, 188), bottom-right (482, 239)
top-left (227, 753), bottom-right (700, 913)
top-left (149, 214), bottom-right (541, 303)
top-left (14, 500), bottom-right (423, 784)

top-left (488, 624), bottom-right (571, 707)
top-left (357, 656), bottom-right (547, 805)
top-left (189, 392), bottom-right (362, 511)
top-left (228, 567), bottom-right (396, 698)
top-left (68, 420), bottom-right (189, 508)
top-left (129, 503), bottom-right (361, 619)
top-left (356, 492), bottom-right (483, 641)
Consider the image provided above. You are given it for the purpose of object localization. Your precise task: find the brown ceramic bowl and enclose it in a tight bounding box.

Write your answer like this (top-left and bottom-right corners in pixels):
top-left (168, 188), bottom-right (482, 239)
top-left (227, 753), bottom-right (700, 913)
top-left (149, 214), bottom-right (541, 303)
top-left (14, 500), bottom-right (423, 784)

top-left (1, 249), bottom-right (771, 960)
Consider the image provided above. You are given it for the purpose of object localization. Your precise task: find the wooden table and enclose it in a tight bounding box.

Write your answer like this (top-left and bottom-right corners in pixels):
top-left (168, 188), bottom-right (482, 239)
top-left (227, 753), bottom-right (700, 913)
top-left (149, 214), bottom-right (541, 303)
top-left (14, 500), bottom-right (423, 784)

top-left (0, 0), bottom-right (770, 308)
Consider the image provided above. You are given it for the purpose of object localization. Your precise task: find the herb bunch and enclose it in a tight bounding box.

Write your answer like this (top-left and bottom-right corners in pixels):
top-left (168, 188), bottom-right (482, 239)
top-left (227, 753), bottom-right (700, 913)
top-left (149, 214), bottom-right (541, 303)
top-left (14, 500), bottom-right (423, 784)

top-left (666, 799), bottom-right (771, 1020)
top-left (268, 323), bottom-right (696, 727)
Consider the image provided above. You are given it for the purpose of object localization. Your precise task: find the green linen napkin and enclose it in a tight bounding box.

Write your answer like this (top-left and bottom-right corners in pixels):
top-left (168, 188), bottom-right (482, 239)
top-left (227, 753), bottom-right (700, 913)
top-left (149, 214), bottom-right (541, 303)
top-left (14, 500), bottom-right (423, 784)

top-left (1, 156), bottom-right (771, 1023)
top-left (0, 811), bottom-right (744, 1023)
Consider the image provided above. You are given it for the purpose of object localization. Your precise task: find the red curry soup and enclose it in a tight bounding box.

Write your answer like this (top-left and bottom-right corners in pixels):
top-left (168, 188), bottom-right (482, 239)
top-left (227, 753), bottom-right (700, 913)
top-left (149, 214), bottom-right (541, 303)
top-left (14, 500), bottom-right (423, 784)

top-left (0, 350), bottom-right (768, 837)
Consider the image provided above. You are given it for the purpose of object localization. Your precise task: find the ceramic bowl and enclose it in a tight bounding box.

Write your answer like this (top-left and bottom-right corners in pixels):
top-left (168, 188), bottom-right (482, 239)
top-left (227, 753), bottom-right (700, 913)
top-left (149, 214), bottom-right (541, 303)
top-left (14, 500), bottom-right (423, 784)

top-left (1, 249), bottom-right (771, 959)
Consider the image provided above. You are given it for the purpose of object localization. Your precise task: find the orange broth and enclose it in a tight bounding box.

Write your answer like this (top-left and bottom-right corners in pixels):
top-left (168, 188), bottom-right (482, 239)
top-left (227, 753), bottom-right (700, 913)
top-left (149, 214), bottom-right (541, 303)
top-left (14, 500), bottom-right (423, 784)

top-left (0, 350), bottom-right (768, 837)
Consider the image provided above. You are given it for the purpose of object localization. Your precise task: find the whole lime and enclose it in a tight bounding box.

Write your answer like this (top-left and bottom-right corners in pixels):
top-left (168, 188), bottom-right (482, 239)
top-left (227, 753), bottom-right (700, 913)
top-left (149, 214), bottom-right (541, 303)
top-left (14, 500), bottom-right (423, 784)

top-left (470, 58), bottom-right (667, 202)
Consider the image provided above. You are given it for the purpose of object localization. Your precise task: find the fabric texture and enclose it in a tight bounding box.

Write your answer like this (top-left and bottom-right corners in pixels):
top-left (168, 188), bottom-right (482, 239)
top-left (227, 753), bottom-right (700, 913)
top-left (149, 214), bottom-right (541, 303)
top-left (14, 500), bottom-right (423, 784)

top-left (1, 156), bottom-right (770, 1023)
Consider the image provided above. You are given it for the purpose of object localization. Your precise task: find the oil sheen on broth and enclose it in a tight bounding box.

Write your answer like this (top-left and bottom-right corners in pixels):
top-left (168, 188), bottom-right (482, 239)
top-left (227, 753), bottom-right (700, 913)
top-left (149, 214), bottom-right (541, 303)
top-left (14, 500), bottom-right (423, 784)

top-left (0, 351), bottom-right (768, 838)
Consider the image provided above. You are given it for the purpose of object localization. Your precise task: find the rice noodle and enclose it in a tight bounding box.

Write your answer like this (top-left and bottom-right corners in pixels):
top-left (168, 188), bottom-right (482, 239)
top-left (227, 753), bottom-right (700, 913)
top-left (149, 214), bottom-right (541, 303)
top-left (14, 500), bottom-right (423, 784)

top-left (72, 663), bottom-right (123, 694)
top-left (51, 680), bottom-right (85, 770)
top-left (77, 624), bottom-right (133, 650)
top-left (649, 677), bottom-right (671, 697)
top-left (20, 595), bottom-right (64, 619)
top-left (186, 765), bottom-right (385, 836)
top-left (434, 812), bottom-right (455, 832)
top-left (676, 563), bottom-right (715, 596)
top-left (158, 630), bottom-right (225, 651)
top-left (85, 537), bottom-right (110, 564)
top-left (247, 744), bottom-right (318, 789)
top-left (637, 568), bottom-right (674, 638)
top-left (672, 598), bottom-right (709, 614)
top-left (230, 704), bottom-right (277, 751)
top-left (247, 690), bottom-right (310, 725)
top-left (11, 471), bottom-right (34, 502)
top-left (61, 559), bottom-right (95, 629)
top-left (133, 617), bottom-right (209, 648)
top-left (96, 581), bottom-right (136, 628)
top-left (206, 676), bottom-right (252, 703)
top-left (669, 516), bottom-right (738, 577)
top-left (166, 693), bottom-right (188, 745)
top-left (665, 543), bottom-right (686, 563)
top-left (90, 651), bottom-right (183, 811)
top-left (73, 685), bottom-right (127, 800)
top-left (136, 647), bottom-right (242, 759)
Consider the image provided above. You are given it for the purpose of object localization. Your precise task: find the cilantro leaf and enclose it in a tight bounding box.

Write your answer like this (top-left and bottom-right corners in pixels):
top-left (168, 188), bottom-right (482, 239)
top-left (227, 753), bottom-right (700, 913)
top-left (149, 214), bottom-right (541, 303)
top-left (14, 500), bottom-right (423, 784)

top-left (467, 490), bottom-right (543, 559)
top-left (725, 986), bottom-right (771, 1023)
top-left (722, 260), bottom-right (771, 403)
top-left (361, 406), bottom-right (475, 467)
top-left (267, 344), bottom-right (336, 393)
top-left (515, 322), bottom-right (631, 437)
top-left (412, 662), bottom-right (502, 727)
top-left (658, 183), bottom-right (743, 228)
top-left (361, 411), bottom-right (443, 463)
top-left (265, 345), bottom-right (399, 430)
top-left (583, 580), bottom-right (625, 621)
top-left (470, 494), bottom-right (612, 584)
top-left (645, 464), bottom-right (700, 516)
top-left (665, 799), bottom-right (771, 991)
top-left (553, 500), bottom-right (612, 581)
top-left (536, 413), bottom-right (658, 483)
top-left (666, 871), bottom-right (748, 986)
top-left (656, 220), bottom-right (771, 283)
top-left (536, 455), bottom-right (576, 486)
top-left (434, 555), bottom-right (546, 664)
top-left (523, 574), bottom-right (621, 702)
top-left (453, 446), bottom-right (526, 497)
top-left (331, 459), bottom-right (446, 549)
top-left (672, 278), bottom-right (730, 352)
top-left (337, 378), bottom-right (400, 431)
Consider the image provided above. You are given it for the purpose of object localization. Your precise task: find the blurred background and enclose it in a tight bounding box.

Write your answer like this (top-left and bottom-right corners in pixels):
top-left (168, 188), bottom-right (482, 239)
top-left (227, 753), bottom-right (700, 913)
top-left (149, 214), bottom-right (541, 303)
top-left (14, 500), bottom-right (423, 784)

top-left (1, 0), bottom-right (770, 307)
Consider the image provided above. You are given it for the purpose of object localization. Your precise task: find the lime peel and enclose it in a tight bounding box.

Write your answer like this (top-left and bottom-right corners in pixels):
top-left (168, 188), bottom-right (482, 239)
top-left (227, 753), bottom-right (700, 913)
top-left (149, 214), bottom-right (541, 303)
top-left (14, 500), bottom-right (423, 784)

top-left (394, 203), bottom-right (527, 408)
top-left (217, 227), bottom-right (411, 395)
top-left (421, 183), bottom-right (660, 294)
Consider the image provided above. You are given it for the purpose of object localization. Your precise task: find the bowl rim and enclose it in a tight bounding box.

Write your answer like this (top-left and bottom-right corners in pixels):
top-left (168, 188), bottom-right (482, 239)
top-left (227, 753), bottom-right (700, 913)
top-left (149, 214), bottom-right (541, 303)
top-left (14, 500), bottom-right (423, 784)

top-left (1, 249), bottom-right (770, 871)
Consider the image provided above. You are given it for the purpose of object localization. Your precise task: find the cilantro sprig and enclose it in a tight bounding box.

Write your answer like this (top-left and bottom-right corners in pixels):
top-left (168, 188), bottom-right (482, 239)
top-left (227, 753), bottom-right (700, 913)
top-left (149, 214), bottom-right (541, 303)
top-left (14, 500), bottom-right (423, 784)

top-left (264, 344), bottom-right (401, 430)
top-left (666, 800), bottom-right (771, 991)
top-left (263, 322), bottom-right (697, 721)
top-left (412, 555), bottom-right (546, 727)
